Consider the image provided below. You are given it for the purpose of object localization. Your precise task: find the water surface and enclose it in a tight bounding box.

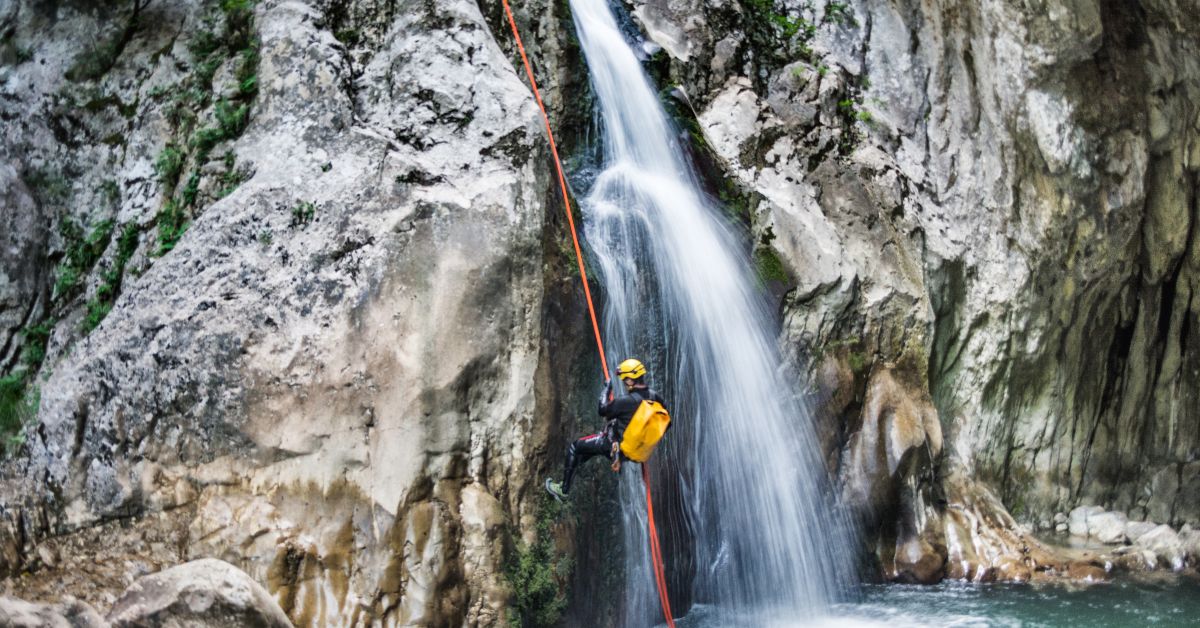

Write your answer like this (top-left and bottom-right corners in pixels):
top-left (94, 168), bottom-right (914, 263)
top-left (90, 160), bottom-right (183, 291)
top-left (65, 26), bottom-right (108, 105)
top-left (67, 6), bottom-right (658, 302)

top-left (674, 578), bottom-right (1200, 627)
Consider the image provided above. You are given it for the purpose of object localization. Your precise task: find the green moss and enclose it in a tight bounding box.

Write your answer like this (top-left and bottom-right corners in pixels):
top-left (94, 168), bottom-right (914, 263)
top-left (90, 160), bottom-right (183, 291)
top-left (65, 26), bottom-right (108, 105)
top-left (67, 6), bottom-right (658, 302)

top-left (334, 28), bottom-right (361, 47)
top-left (754, 246), bottom-right (789, 283)
top-left (505, 496), bottom-right (571, 628)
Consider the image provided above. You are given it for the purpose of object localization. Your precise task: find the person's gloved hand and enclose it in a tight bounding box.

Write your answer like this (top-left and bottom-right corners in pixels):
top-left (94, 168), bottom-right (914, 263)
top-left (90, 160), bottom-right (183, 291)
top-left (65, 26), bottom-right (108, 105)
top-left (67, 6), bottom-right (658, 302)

top-left (598, 379), bottom-right (612, 403)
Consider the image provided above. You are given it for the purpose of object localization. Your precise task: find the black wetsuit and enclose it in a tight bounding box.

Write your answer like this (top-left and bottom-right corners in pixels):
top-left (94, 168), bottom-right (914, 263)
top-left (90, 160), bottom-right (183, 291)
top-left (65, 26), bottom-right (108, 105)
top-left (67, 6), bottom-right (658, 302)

top-left (561, 385), bottom-right (664, 493)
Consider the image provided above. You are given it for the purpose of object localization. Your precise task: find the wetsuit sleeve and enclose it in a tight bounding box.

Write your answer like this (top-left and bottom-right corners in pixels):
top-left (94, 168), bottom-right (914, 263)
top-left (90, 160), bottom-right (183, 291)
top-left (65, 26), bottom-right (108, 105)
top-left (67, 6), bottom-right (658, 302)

top-left (598, 381), bottom-right (615, 417)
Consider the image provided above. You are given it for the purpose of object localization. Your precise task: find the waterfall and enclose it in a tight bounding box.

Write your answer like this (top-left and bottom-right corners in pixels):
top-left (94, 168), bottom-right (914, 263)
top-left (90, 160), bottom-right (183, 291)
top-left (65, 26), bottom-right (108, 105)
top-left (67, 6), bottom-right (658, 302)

top-left (567, 0), bottom-right (856, 624)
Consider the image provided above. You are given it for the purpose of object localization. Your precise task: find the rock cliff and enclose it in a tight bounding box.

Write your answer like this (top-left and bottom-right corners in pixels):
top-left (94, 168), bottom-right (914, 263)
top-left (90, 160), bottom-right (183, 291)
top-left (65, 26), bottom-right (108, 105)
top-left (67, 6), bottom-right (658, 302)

top-left (1, 0), bottom-right (1198, 624)
top-left (633, 0), bottom-right (1199, 581)
top-left (0, 0), bottom-right (587, 624)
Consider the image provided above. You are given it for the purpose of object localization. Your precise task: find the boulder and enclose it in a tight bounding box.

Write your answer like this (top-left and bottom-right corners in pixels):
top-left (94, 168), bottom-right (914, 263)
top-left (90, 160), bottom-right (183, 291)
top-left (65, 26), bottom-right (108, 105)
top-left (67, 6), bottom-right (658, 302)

top-left (1134, 525), bottom-right (1187, 570)
top-left (1180, 529), bottom-right (1200, 563)
top-left (1066, 561), bottom-right (1108, 581)
top-left (1087, 511), bottom-right (1128, 544)
top-left (1125, 521), bottom-right (1158, 543)
top-left (107, 559), bottom-right (293, 627)
top-left (0, 597), bottom-right (106, 628)
top-left (1053, 512), bottom-right (1068, 525)
top-left (1068, 506), bottom-right (1104, 537)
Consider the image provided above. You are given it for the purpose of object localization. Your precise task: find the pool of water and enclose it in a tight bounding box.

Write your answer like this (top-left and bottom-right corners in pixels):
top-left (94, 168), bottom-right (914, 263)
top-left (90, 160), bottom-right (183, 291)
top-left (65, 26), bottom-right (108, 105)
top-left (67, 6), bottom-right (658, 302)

top-left (672, 576), bottom-right (1200, 627)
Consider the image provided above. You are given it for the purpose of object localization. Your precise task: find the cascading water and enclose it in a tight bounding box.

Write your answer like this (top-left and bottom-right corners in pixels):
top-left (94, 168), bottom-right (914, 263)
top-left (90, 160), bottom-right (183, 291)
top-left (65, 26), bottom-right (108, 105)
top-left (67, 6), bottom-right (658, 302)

top-left (567, 0), bottom-right (857, 624)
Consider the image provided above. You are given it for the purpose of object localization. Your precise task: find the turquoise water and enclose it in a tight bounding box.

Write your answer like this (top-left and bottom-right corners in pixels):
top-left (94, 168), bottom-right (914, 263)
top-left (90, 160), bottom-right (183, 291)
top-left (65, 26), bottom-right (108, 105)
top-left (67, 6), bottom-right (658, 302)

top-left (674, 577), bottom-right (1200, 627)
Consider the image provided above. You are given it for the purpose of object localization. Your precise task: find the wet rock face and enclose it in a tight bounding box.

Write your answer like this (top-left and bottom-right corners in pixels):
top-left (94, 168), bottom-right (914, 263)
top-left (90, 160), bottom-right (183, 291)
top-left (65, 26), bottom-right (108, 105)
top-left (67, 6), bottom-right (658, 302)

top-left (0, 0), bottom-right (578, 624)
top-left (631, 0), bottom-right (1200, 581)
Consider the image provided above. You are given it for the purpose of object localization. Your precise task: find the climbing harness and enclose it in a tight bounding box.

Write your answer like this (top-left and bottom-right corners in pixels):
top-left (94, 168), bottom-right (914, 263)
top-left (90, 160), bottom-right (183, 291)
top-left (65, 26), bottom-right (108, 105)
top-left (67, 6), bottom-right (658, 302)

top-left (498, 1), bottom-right (675, 625)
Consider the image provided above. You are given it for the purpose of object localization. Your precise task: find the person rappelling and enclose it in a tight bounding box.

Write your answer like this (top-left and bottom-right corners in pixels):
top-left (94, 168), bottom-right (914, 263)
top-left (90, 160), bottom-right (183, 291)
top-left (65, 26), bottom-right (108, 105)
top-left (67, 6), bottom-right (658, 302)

top-left (545, 358), bottom-right (671, 502)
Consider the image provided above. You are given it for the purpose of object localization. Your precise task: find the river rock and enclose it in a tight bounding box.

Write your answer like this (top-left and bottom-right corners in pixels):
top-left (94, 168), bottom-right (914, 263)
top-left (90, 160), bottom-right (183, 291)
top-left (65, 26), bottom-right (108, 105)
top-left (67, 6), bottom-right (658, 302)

top-left (1087, 511), bottom-right (1129, 544)
top-left (1125, 521), bottom-right (1159, 543)
top-left (1134, 525), bottom-right (1187, 570)
top-left (107, 559), bottom-right (292, 627)
top-left (1180, 529), bottom-right (1200, 563)
top-left (1066, 561), bottom-right (1109, 582)
top-left (1068, 506), bottom-right (1104, 537)
top-left (0, 597), bottom-right (106, 628)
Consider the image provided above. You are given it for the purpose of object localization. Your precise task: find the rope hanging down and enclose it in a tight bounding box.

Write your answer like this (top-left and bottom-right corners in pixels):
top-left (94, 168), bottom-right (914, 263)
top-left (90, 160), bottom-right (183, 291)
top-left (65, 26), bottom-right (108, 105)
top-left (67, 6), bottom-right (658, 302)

top-left (498, 2), bottom-right (675, 626)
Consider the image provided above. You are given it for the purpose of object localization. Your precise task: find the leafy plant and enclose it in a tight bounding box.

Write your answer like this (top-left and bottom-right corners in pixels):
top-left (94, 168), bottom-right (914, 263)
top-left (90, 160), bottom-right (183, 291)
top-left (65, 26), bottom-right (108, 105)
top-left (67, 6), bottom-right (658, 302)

top-left (215, 98), bottom-right (249, 136)
top-left (155, 200), bottom-right (189, 255)
top-left (24, 168), bottom-right (71, 204)
top-left (505, 497), bottom-right (570, 628)
top-left (53, 219), bottom-right (115, 301)
top-left (217, 152), bottom-right (248, 198)
top-left (155, 144), bottom-right (185, 185)
top-left (290, 201), bottom-right (316, 227)
top-left (81, 223), bottom-right (139, 334)
top-left (19, 322), bottom-right (53, 368)
top-left (0, 374), bottom-right (37, 456)
top-left (825, 2), bottom-right (856, 25)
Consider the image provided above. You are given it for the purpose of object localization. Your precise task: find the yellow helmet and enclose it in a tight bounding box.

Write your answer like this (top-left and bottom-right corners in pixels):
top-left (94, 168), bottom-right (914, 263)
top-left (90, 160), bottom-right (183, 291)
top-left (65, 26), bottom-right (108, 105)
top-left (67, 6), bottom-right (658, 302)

top-left (617, 358), bottom-right (646, 381)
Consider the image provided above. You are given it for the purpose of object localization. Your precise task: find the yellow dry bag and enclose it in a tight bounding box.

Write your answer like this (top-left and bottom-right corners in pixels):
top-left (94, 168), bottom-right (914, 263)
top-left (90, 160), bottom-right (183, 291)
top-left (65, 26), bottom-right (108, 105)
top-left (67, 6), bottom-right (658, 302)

top-left (620, 399), bottom-right (671, 462)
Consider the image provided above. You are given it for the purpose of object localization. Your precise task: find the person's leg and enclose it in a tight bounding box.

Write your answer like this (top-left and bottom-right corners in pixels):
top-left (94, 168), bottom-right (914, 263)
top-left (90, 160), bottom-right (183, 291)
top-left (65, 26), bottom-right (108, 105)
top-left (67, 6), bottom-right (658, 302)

top-left (563, 432), bottom-right (611, 493)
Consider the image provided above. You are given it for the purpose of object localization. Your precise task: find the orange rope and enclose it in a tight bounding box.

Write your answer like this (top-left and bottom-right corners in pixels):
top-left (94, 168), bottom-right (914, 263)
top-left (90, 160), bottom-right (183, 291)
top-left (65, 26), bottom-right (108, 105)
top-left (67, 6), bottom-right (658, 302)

top-left (643, 464), bottom-right (677, 628)
top-left (498, 2), bottom-right (674, 625)
top-left (500, 0), bottom-right (608, 382)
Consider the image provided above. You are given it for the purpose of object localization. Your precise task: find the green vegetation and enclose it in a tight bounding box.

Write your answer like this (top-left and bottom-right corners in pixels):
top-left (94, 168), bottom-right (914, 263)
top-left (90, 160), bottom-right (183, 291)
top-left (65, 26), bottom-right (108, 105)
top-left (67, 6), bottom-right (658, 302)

top-left (744, 0), bottom-right (817, 62)
top-left (155, 144), bottom-right (184, 186)
top-left (754, 247), bottom-right (789, 283)
top-left (24, 167), bottom-right (71, 205)
top-left (18, 322), bottom-right (52, 368)
top-left (505, 496), bottom-right (571, 628)
top-left (0, 374), bottom-right (37, 455)
top-left (258, 229), bottom-right (273, 246)
top-left (156, 199), bottom-right (189, 255)
top-left (825, 2), bottom-right (856, 25)
top-left (334, 28), bottom-right (361, 47)
top-left (83, 223), bottom-right (140, 333)
top-left (290, 201), bottom-right (316, 227)
top-left (66, 32), bottom-right (126, 82)
top-left (150, 0), bottom-right (261, 259)
top-left (0, 319), bottom-right (55, 455)
top-left (54, 219), bottom-right (115, 300)
top-left (216, 151), bottom-right (248, 198)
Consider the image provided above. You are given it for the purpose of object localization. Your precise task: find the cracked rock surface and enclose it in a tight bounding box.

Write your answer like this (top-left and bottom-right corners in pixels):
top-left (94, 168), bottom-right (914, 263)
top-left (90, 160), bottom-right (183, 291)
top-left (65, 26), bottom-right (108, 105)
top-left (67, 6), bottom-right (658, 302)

top-left (633, 0), bottom-right (1200, 582)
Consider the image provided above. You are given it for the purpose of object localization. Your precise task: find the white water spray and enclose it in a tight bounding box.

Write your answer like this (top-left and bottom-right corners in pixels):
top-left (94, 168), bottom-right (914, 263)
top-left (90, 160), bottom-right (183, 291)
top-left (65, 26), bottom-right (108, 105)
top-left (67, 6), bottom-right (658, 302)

top-left (567, 0), bottom-right (856, 624)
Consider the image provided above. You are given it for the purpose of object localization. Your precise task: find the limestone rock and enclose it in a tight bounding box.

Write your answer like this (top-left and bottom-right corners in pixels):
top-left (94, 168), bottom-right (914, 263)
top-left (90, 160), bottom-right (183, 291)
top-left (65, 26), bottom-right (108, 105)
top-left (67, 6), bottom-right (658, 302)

top-left (1087, 511), bottom-right (1129, 544)
top-left (0, 597), bottom-right (106, 628)
top-left (1068, 506), bottom-right (1104, 537)
top-left (107, 559), bottom-right (292, 627)
top-left (1134, 525), bottom-right (1187, 570)
top-left (1125, 521), bottom-right (1159, 543)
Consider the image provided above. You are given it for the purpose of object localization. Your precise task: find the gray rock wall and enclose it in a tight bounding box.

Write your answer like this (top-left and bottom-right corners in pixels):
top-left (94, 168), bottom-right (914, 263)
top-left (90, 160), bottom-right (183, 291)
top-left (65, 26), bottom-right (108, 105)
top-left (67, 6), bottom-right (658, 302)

top-left (2, 0), bottom-right (1199, 619)
top-left (0, 0), bottom-right (585, 624)
top-left (630, 0), bottom-right (1199, 579)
